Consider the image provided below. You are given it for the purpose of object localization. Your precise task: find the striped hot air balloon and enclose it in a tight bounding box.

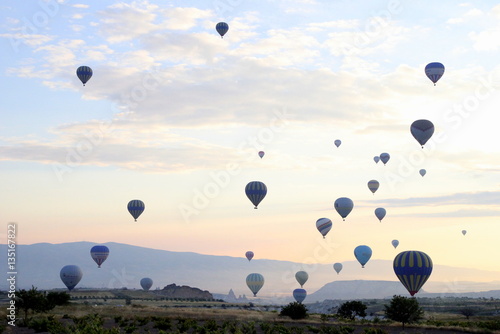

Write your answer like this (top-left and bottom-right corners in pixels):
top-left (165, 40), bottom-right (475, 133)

top-left (316, 218), bottom-right (332, 238)
top-left (425, 62), bottom-right (445, 85)
top-left (76, 66), bottom-right (93, 86)
top-left (367, 180), bottom-right (379, 194)
top-left (245, 181), bottom-right (267, 209)
top-left (246, 273), bottom-right (264, 297)
top-left (127, 199), bottom-right (145, 222)
top-left (393, 250), bottom-right (433, 296)
top-left (90, 245), bottom-right (109, 268)
top-left (216, 22), bottom-right (229, 38)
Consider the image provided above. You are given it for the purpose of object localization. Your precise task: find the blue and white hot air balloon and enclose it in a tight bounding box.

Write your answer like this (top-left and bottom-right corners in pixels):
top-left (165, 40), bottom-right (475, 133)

top-left (127, 200), bottom-right (145, 222)
top-left (140, 277), bottom-right (153, 291)
top-left (316, 218), bottom-right (332, 238)
top-left (90, 245), bottom-right (109, 268)
top-left (334, 197), bottom-right (353, 221)
top-left (60, 265), bottom-right (83, 291)
top-left (216, 22), bottom-right (229, 38)
top-left (354, 245), bottom-right (372, 268)
top-left (293, 288), bottom-right (307, 303)
top-left (245, 181), bottom-right (267, 209)
top-left (411, 120), bottom-right (434, 148)
top-left (425, 62), bottom-right (445, 86)
top-left (76, 66), bottom-right (92, 86)
top-left (246, 273), bottom-right (264, 297)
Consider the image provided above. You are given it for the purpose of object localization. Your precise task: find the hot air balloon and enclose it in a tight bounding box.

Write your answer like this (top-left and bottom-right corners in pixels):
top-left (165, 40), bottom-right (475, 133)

top-left (411, 120), bottom-right (434, 148)
top-left (374, 208), bottom-right (386, 222)
top-left (374, 156), bottom-right (380, 164)
top-left (245, 181), bottom-right (267, 209)
top-left (392, 240), bottom-right (399, 249)
top-left (60, 265), bottom-right (83, 291)
top-left (76, 66), bottom-right (92, 86)
top-left (258, 151), bottom-right (265, 159)
top-left (333, 262), bottom-right (343, 274)
top-left (380, 153), bottom-right (390, 165)
top-left (316, 218), bottom-right (332, 238)
top-left (245, 251), bottom-right (254, 261)
top-left (462, 230), bottom-right (467, 236)
top-left (127, 199), bottom-right (145, 222)
top-left (90, 245), bottom-right (109, 268)
top-left (295, 271), bottom-right (308, 287)
top-left (367, 180), bottom-right (379, 194)
top-left (246, 273), bottom-right (264, 297)
top-left (393, 250), bottom-right (433, 296)
top-left (293, 288), bottom-right (307, 303)
top-left (334, 197), bottom-right (353, 221)
top-left (140, 277), bottom-right (153, 291)
top-left (425, 62), bottom-right (445, 86)
top-left (419, 169), bottom-right (426, 177)
top-left (354, 245), bottom-right (372, 268)
top-left (334, 139), bottom-right (341, 148)
top-left (216, 22), bottom-right (229, 38)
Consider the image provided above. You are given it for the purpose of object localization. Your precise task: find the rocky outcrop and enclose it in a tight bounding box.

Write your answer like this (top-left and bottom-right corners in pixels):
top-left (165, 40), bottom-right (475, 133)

top-left (154, 283), bottom-right (213, 300)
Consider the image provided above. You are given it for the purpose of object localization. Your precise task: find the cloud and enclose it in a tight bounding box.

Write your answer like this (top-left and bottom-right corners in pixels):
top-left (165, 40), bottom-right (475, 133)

top-left (373, 191), bottom-right (500, 207)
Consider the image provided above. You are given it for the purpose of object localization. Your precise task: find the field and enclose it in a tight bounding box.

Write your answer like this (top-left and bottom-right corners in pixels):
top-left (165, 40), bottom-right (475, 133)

top-left (1, 290), bottom-right (500, 334)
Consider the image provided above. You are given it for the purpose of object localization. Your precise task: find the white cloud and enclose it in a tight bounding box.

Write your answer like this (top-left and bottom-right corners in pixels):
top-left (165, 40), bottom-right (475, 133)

top-left (72, 4), bottom-right (89, 9)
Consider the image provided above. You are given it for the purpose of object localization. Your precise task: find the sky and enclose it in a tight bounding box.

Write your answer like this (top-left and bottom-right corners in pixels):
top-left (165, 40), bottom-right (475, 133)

top-left (2, 0), bottom-right (500, 282)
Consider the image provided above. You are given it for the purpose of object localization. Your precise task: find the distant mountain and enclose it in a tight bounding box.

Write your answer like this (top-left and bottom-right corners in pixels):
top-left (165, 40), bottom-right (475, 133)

top-left (1, 242), bottom-right (499, 302)
top-left (307, 280), bottom-right (411, 301)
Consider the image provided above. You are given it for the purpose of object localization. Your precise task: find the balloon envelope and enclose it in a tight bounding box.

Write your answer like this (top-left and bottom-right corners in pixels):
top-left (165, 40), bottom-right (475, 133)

top-left (90, 245), bottom-right (109, 268)
top-left (374, 156), bottom-right (380, 164)
top-left (391, 240), bottom-right (399, 249)
top-left (140, 277), bottom-right (153, 291)
top-left (462, 230), bottom-right (467, 236)
top-left (295, 271), bottom-right (308, 287)
top-left (425, 62), bottom-right (445, 85)
top-left (374, 208), bottom-right (386, 222)
top-left (128, 199), bottom-right (145, 221)
top-left (246, 273), bottom-right (264, 297)
top-left (419, 169), bottom-right (426, 177)
top-left (333, 262), bottom-right (343, 274)
top-left (393, 250), bottom-right (433, 296)
top-left (367, 180), bottom-right (379, 194)
top-left (216, 22), bottom-right (229, 38)
top-left (293, 288), bottom-right (307, 303)
top-left (380, 153), bottom-right (390, 165)
top-left (334, 197), bottom-right (354, 220)
top-left (76, 66), bottom-right (92, 86)
top-left (411, 120), bottom-right (434, 148)
top-left (60, 265), bottom-right (83, 291)
top-left (245, 251), bottom-right (254, 261)
top-left (245, 181), bottom-right (267, 209)
top-left (258, 151), bottom-right (265, 159)
top-left (334, 139), bottom-right (341, 148)
top-left (316, 218), bottom-right (332, 238)
top-left (354, 245), bottom-right (372, 268)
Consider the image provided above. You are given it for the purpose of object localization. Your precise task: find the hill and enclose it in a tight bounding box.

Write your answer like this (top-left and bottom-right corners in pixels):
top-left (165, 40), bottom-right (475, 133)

top-left (1, 241), bottom-right (499, 302)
